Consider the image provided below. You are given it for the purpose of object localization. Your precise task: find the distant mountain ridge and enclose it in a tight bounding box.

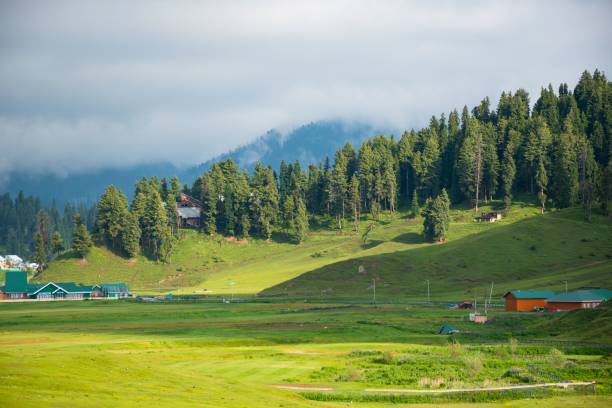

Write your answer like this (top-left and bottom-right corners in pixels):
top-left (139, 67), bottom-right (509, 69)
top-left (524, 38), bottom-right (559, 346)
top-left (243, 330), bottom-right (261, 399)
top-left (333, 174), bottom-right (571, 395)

top-left (182, 121), bottom-right (379, 180)
top-left (2, 120), bottom-right (382, 205)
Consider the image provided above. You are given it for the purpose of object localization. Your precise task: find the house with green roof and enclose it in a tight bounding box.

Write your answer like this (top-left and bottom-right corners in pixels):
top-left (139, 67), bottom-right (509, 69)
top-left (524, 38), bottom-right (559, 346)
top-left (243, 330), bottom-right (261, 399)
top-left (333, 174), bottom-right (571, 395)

top-left (546, 289), bottom-right (612, 312)
top-left (1, 271), bottom-right (129, 301)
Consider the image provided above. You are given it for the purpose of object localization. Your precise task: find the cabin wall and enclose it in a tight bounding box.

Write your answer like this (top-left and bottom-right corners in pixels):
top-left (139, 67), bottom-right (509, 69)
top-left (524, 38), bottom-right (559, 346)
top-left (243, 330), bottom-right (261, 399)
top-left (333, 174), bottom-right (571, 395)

top-left (547, 301), bottom-right (601, 312)
top-left (505, 295), bottom-right (547, 311)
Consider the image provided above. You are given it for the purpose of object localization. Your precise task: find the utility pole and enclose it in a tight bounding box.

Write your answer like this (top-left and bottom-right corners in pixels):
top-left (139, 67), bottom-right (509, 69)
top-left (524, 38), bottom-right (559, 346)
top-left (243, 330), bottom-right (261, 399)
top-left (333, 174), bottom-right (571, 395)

top-left (228, 279), bottom-right (235, 302)
top-left (564, 280), bottom-right (568, 294)
top-left (486, 282), bottom-right (494, 314)
top-left (426, 279), bottom-right (430, 304)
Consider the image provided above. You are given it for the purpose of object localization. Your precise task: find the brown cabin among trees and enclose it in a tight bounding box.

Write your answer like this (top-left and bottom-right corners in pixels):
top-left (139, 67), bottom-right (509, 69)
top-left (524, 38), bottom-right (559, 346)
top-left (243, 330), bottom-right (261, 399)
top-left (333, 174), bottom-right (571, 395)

top-left (177, 193), bottom-right (201, 228)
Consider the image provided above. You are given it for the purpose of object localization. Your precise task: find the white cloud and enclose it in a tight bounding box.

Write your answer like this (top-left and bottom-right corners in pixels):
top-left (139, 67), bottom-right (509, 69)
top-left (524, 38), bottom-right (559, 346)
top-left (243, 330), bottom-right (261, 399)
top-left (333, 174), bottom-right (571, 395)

top-left (0, 0), bottom-right (611, 177)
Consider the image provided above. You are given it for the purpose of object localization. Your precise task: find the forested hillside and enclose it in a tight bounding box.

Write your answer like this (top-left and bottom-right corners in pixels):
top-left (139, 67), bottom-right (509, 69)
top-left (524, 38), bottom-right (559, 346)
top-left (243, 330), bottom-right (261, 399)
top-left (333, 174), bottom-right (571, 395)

top-left (182, 69), bottom-right (611, 244)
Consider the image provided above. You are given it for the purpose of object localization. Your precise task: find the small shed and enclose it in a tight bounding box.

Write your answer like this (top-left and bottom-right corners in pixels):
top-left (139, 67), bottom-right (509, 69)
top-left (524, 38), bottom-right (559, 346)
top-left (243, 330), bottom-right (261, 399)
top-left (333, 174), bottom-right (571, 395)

top-left (503, 290), bottom-right (555, 312)
top-left (438, 324), bottom-right (460, 335)
top-left (469, 313), bottom-right (488, 324)
top-left (475, 211), bottom-right (503, 223)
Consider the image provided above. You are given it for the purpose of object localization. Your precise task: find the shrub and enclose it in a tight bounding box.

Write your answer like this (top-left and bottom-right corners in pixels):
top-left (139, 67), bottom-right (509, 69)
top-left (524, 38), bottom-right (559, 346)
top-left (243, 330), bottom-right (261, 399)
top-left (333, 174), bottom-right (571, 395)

top-left (508, 338), bottom-right (518, 355)
top-left (382, 351), bottom-right (399, 364)
top-left (462, 354), bottom-right (483, 376)
top-left (448, 342), bottom-right (465, 358)
top-left (548, 348), bottom-right (566, 369)
top-left (337, 366), bottom-right (363, 382)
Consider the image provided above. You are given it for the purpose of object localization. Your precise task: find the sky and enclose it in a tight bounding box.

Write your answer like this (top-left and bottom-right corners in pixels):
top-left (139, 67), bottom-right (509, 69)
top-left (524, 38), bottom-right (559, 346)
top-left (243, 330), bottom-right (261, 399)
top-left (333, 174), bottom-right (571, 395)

top-left (1, 0), bottom-right (611, 180)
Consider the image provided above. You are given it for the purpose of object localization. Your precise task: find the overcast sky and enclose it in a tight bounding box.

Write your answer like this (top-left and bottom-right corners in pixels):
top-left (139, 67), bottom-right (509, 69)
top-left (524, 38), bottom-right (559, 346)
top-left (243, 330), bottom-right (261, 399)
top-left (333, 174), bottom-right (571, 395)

top-left (1, 0), bottom-right (611, 179)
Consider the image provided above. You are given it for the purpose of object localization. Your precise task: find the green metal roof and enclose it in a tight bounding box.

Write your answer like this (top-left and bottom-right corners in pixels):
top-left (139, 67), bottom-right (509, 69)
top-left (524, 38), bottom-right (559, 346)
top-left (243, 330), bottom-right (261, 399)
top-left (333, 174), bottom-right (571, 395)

top-left (54, 282), bottom-right (94, 293)
top-left (26, 284), bottom-right (44, 293)
top-left (504, 290), bottom-right (556, 299)
top-left (548, 289), bottom-right (612, 303)
top-left (100, 283), bottom-right (129, 292)
top-left (4, 271), bottom-right (27, 293)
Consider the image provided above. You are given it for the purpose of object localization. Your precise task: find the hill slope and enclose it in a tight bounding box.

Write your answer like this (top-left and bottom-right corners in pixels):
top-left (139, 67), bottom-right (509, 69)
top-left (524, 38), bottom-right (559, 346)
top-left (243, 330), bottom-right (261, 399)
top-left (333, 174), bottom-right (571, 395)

top-left (262, 207), bottom-right (612, 300)
top-left (37, 201), bottom-right (612, 300)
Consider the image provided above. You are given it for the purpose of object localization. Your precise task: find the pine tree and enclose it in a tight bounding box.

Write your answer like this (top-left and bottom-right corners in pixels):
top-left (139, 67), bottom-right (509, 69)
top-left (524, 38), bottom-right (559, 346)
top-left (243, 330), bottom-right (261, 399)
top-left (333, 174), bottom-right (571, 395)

top-left (383, 165), bottom-right (397, 212)
top-left (410, 189), bottom-right (419, 218)
top-left (535, 155), bottom-right (548, 214)
top-left (349, 175), bottom-right (360, 232)
top-left (235, 170), bottom-right (251, 238)
top-left (551, 121), bottom-right (579, 208)
top-left (250, 163), bottom-right (278, 240)
top-left (293, 196), bottom-right (308, 243)
top-left (601, 161), bottom-right (612, 221)
top-left (36, 209), bottom-right (51, 259)
top-left (358, 143), bottom-right (375, 212)
top-left (72, 214), bottom-right (92, 258)
top-left (421, 189), bottom-right (451, 243)
top-left (96, 185), bottom-right (129, 250)
top-left (169, 176), bottom-right (182, 201)
top-left (398, 131), bottom-right (415, 204)
top-left (331, 149), bottom-right (348, 229)
top-left (322, 157), bottom-right (333, 215)
top-left (51, 231), bottom-right (64, 254)
top-left (457, 119), bottom-right (484, 209)
top-left (415, 132), bottom-right (441, 199)
top-left (121, 211), bottom-right (141, 258)
top-left (199, 174), bottom-right (217, 235)
top-left (281, 194), bottom-right (294, 232)
top-left (142, 189), bottom-right (173, 261)
top-left (501, 142), bottom-right (517, 209)
top-left (34, 232), bottom-right (46, 269)
top-left (223, 186), bottom-right (236, 236)
top-left (165, 191), bottom-right (178, 236)
top-left (130, 191), bottom-right (147, 230)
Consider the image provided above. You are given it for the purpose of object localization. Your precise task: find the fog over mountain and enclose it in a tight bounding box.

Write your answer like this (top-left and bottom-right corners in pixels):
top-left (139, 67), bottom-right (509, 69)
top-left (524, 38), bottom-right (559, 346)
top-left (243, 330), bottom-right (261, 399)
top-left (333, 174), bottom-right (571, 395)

top-left (3, 120), bottom-right (380, 204)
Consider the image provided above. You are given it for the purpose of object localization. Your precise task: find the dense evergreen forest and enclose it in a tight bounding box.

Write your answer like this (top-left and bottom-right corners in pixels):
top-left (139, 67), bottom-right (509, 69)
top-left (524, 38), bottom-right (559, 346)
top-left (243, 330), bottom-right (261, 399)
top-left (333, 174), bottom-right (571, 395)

top-left (186, 69), bottom-right (611, 235)
top-left (89, 70), bottom-right (612, 263)
top-left (11, 70), bottom-right (612, 264)
top-left (0, 192), bottom-right (95, 259)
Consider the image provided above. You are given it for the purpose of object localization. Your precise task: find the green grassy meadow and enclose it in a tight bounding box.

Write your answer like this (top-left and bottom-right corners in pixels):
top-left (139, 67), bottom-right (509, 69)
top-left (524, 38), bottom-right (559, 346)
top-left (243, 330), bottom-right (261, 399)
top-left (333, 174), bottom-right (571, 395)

top-left (0, 300), bottom-right (610, 407)
top-left (6, 200), bottom-right (612, 407)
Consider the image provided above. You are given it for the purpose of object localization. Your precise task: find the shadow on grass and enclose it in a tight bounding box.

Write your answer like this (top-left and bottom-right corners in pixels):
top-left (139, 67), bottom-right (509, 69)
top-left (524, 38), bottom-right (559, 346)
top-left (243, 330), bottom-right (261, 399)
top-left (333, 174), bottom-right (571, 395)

top-left (361, 240), bottom-right (384, 250)
top-left (392, 232), bottom-right (424, 244)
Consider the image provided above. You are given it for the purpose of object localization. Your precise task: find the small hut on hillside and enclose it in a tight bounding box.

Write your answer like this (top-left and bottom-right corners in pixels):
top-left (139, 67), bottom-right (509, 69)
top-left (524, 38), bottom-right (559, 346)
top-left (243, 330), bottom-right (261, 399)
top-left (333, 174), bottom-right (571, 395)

top-left (176, 193), bottom-right (202, 228)
top-left (475, 211), bottom-right (503, 223)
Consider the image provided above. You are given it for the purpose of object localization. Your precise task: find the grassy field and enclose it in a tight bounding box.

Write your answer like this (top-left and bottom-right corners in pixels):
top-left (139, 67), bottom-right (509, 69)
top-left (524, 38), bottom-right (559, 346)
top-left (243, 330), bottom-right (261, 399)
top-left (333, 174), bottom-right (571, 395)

top-left (37, 199), bottom-right (612, 301)
top-left (0, 300), bottom-right (610, 407)
top-left (14, 199), bottom-right (611, 406)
